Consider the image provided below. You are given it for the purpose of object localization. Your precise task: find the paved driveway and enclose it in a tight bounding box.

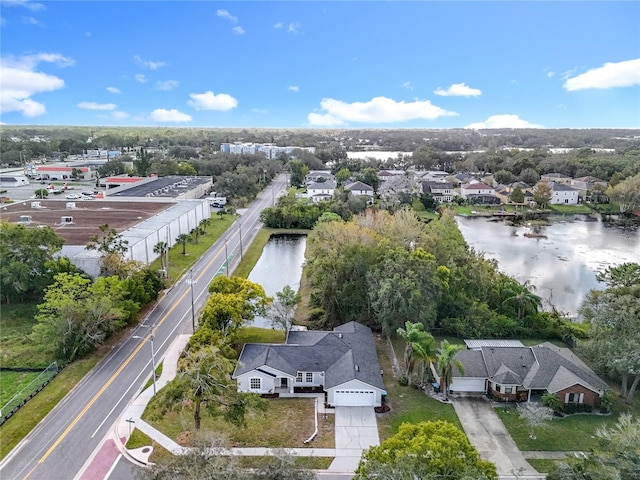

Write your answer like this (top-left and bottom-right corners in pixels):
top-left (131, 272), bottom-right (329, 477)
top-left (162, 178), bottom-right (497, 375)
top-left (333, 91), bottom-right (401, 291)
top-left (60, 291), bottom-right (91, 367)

top-left (453, 397), bottom-right (542, 478)
top-left (328, 407), bottom-right (379, 473)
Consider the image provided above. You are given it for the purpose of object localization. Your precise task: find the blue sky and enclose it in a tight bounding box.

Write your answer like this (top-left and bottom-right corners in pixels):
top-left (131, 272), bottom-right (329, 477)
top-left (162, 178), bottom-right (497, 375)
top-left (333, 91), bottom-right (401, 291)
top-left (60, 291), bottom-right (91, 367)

top-left (1, 1), bottom-right (639, 129)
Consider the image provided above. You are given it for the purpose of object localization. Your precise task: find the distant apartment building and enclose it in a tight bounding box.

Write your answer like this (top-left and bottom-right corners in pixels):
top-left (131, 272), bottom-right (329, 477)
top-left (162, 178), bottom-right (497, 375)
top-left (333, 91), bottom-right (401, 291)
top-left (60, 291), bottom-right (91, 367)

top-left (220, 142), bottom-right (315, 159)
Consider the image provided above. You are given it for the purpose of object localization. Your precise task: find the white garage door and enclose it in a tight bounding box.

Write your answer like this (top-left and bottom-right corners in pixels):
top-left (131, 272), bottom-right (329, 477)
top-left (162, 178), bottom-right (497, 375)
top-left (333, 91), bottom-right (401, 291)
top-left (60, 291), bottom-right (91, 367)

top-left (334, 390), bottom-right (375, 406)
top-left (450, 378), bottom-right (486, 393)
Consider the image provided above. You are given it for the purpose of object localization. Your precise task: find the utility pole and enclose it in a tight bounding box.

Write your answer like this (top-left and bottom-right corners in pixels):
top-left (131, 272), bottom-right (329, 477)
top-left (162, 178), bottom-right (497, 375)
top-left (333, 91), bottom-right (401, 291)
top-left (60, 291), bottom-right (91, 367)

top-left (239, 223), bottom-right (243, 258)
top-left (225, 240), bottom-right (229, 276)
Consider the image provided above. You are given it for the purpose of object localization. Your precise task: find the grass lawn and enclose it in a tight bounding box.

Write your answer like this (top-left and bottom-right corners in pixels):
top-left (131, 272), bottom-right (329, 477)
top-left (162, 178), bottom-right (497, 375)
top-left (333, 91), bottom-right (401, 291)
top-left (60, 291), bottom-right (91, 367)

top-left (0, 350), bottom-right (101, 459)
top-left (527, 458), bottom-right (563, 473)
top-left (496, 395), bottom-right (639, 452)
top-left (548, 204), bottom-right (593, 215)
top-left (143, 397), bottom-right (335, 449)
top-left (125, 428), bottom-right (173, 464)
top-left (0, 302), bottom-right (55, 369)
top-left (237, 456), bottom-right (333, 470)
top-left (376, 336), bottom-right (461, 442)
top-left (0, 371), bottom-right (40, 406)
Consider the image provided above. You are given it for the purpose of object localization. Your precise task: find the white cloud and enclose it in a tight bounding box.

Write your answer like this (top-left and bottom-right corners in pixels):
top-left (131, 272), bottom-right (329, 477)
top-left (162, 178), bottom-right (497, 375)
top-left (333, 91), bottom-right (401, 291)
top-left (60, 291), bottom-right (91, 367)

top-left (216, 9), bottom-right (237, 23)
top-left (563, 58), bottom-right (640, 91)
top-left (0, 0), bottom-right (45, 12)
top-left (308, 113), bottom-right (345, 127)
top-left (149, 108), bottom-right (192, 123)
top-left (273, 22), bottom-right (283, 29)
top-left (133, 54), bottom-right (167, 70)
top-left (187, 91), bottom-right (238, 111)
top-left (433, 82), bottom-right (482, 97)
top-left (547, 71), bottom-right (554, 78)
top-left (106, 86), bottom-right (121, 94)
top-left (22, 15), bottom-right (42, 26)
top-left (252, 108), bottom-right (268, 114)
top-left (135, 73), bottom-right (147, 83)
top-left (402, 81), bottom-right (413, 90)
top-left (156, 80), bottom-right (179, 91)
top-left (288, 85), bottom-right (299, 92)
top-left (288, 22), bottom-right (301, 34)
top-left (307, 96), bottom-right (458, 126)
top-left (465, 114), bottom-right (543, 129)
top-left (77, 101), bottom-right (117, 111)
top-left (0, 53), bottom-right (71, 117)
top-left (232, 26), bottom-right (245, 35)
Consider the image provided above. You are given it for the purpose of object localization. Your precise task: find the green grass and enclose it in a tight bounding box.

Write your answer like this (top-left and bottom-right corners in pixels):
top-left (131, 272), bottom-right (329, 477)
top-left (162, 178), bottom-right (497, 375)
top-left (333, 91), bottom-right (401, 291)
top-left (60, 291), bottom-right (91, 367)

top-left (548, 204), bottom-right (594, 214)
top-left (496, 399), bottom-right (638, 452)
top-left (0, 350), bottom-right (101, 459)
top-left (124, 428), bottom-right (173, 464)
top-left (0, 302), bottom-right (55, 369)
top-left (143, 397), bottom-right (335, 449)
top-left (527, 458), bottom-right (564, 473)
top-left (234, 326), bottom-right (285, 346)
top-left (591, 203), bottom-right (621, 215)
top-left (143, 361), bottom-right (164, 391)
top-left (0, 371), bottom-right (40, 406)
top-left (376, 336), bottom-right (461, 442)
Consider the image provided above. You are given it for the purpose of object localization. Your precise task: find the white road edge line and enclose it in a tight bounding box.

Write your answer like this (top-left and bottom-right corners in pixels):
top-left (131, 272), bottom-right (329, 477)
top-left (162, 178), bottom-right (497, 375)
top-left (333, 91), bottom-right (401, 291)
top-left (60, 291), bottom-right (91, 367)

top-left (104, 454), bottom-right (122, 480)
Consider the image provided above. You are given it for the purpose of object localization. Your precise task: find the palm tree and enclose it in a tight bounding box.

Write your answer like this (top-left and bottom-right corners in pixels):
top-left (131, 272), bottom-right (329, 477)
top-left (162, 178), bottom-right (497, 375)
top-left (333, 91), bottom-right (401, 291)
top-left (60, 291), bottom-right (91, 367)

top-left (502, 279), bottom-right (542, 320)
top-left (175, 233), bottom-right (191, 256)
top-left (153, 241), bottom-right (168, 275)
top-left (190, 227), bottom-right (200, 245)
top-left (199, 218), bottom-right (211, 235)
top-left (436, 340), bottom-right (465, 400)
top-left (178, 347), bottom-right (233, 430)
top-left (396, 321), bottom-right (435, 384)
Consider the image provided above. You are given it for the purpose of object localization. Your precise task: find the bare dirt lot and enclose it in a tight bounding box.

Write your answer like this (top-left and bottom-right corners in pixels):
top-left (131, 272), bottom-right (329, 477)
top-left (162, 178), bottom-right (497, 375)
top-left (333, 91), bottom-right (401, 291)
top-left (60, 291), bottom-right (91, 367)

top-left (0, 199), bottom-right (174, 245)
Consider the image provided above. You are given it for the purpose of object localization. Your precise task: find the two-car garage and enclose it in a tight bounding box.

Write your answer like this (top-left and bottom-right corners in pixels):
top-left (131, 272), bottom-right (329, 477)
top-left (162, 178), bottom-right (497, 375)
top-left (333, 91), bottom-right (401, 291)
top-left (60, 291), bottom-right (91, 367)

top-left (333, 390), bottom-right (376, 407)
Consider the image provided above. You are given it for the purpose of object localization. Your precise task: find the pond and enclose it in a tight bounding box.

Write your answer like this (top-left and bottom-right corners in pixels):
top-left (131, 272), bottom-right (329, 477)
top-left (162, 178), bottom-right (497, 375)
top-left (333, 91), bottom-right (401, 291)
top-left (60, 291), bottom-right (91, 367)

top-left (247, 234), bottom-right (307, 328)
top-left (456, 215), bottom-right (640, 318)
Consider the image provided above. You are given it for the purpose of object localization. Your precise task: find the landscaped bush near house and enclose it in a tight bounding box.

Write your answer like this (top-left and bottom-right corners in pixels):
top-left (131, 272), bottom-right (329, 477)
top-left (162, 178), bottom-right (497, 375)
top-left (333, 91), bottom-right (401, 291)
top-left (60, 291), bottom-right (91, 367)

top-left (562, 403), bottom-right (593, 415)
top-left (398, 375), bottom-right (408, 386)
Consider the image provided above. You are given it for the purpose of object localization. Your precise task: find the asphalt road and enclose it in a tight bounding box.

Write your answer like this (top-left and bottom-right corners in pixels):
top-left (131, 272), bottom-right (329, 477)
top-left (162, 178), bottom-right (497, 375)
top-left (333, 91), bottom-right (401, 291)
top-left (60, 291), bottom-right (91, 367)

top-left (0, 174), bottom-right (288, 480)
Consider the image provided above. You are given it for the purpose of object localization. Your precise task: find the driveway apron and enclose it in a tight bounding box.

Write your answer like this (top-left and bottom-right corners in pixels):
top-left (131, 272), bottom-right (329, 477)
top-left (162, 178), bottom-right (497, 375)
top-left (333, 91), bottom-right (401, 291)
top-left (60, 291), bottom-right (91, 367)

top-left (453, 397), bottom-right (542, 478)
top-left (328, 406), bottom-right (379, 472)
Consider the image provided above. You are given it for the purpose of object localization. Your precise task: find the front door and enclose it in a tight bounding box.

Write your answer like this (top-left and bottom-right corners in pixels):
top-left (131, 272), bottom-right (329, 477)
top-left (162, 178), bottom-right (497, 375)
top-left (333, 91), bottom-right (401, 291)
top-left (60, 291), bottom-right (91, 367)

top-left (280, 378), bottom-right (288, 388)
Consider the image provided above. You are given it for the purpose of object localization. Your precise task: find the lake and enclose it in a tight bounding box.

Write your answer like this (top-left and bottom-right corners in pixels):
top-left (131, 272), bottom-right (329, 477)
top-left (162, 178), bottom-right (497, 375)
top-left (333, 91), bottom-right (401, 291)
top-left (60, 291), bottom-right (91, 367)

top-left (247, 234), bottom-right (307, 328)
top-left (456, 215), bottom-right (640, 318)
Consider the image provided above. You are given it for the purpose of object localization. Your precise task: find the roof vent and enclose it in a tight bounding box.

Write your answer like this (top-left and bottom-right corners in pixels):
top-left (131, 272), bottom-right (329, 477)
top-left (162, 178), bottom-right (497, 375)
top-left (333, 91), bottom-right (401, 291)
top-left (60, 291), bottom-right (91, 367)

top-left (355, 365), bottom-right (360, 372)
top-left (338, 333), bottom-right (343, 338)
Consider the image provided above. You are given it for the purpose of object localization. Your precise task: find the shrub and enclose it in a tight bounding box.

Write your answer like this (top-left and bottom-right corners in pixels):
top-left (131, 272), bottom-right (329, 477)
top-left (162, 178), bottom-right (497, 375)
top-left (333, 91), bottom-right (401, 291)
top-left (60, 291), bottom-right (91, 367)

top-left (562, 403), bottom-right (593, 415)
top-left (398, 375), bottom-right (409, 386)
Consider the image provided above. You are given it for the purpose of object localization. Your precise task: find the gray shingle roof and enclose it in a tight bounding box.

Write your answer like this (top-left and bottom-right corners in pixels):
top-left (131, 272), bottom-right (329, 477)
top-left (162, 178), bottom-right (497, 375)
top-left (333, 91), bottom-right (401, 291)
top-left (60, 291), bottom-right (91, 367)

top-left (233, 321), bottom-right (384, 390)
top-left (455, 344), bottom-right (609, 394)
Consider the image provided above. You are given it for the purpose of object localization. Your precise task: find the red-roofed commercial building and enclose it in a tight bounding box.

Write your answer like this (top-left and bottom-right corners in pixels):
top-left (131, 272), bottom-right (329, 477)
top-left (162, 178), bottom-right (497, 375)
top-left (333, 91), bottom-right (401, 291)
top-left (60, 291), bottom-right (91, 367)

top-left (36, 166), bottom-right (92, 181)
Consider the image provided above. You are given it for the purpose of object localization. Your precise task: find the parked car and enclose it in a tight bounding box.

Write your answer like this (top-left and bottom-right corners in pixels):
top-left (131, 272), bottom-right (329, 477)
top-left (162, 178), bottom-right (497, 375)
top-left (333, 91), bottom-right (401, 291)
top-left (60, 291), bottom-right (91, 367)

top-left (66, 194), bottom-right (81, 199)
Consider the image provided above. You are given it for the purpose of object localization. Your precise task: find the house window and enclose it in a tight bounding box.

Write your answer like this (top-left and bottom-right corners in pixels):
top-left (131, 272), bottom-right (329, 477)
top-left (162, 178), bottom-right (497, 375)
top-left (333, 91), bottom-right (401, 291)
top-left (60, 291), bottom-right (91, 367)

top-left (565, 392), bottom-right (584, 404)
top-left (296, 372), bottom-right (303, 383)
top-left (505, 387), bottom-right (513, 394)
top-left (250, 378), bottom-right (261, 390)
top-left (306, 372), bottom-right (313, 383)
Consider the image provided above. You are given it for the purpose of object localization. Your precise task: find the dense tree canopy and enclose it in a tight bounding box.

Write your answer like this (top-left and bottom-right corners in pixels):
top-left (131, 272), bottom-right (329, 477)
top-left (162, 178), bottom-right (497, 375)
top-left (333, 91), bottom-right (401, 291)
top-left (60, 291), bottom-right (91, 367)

top-left (355, 421), bottom-right (498, 480)
top-left (0, 223), bottom-right (65, 304)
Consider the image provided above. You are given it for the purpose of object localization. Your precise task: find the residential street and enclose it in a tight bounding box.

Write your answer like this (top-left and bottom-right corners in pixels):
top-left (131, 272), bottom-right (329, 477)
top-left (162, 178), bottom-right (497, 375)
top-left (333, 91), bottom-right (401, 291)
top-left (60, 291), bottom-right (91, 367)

top-left (0, 175), bottom-right (287, 480)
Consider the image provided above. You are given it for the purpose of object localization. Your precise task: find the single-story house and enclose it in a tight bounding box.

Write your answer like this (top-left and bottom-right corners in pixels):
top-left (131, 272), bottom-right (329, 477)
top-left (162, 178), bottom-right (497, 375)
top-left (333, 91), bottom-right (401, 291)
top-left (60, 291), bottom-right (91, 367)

top-left (448, 341), bottom-right (609, 406)
top-left (233, 321), bottom-right (386, 407)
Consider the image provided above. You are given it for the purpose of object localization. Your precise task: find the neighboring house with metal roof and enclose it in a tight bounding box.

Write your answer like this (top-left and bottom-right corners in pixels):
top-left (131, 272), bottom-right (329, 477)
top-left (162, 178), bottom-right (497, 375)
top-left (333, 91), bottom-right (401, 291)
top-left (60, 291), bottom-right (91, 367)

top-left (449, 342), bottom-right (609, 406)
top-left (233, 321), bottom-right (386, 407)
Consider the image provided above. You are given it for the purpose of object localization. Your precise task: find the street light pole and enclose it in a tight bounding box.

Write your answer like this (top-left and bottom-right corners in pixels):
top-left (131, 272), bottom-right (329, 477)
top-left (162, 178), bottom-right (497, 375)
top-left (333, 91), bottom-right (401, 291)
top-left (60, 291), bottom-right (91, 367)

top-left (239, 223), bottom-right (243, 258)
top-left (149, 333), bottom-right (157, 395)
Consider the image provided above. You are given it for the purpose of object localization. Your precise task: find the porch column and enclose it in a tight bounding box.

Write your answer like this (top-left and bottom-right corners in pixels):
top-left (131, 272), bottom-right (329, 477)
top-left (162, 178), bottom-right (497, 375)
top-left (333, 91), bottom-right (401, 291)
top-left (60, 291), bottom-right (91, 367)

top-left (527, 389), bottom-right (531, 402)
